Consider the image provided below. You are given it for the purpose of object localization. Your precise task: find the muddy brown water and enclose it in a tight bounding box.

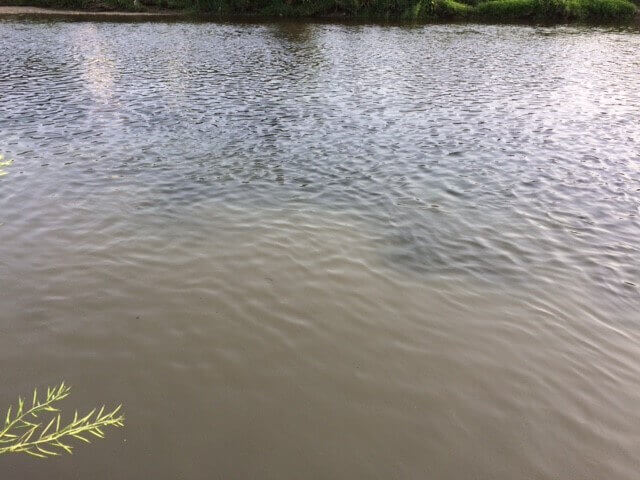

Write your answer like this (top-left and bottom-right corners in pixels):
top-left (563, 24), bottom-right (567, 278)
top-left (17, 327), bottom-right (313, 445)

top-left (1, 20), bottom-right (639, 479)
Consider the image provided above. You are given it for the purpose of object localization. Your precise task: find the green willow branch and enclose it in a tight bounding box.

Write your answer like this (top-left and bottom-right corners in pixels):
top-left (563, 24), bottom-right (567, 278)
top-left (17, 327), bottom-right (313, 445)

top-left (0, 382), bottom-right (124, 458)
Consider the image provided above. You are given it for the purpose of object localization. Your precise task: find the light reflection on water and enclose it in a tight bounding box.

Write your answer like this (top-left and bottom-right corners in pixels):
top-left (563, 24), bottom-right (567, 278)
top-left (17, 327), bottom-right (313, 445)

top-left (1, 20), bottom-right (639, 480)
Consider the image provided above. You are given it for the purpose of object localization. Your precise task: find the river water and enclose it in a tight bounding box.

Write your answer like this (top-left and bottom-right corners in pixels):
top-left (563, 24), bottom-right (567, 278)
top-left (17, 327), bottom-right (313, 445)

top-left (1, 19), bottom-right (639, 479)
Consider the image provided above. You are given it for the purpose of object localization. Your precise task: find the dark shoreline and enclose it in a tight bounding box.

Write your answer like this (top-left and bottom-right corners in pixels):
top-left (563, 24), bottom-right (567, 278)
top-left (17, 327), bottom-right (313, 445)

top-left (0, 5), bottom-right (185, 19)
top-left (0, 4), bottom-right (638, 25)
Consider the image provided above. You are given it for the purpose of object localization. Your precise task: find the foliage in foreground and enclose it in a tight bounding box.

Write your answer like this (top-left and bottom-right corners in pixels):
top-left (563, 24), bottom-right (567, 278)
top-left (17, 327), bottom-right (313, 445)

top-left (0, 383), bottom-right (124, 458)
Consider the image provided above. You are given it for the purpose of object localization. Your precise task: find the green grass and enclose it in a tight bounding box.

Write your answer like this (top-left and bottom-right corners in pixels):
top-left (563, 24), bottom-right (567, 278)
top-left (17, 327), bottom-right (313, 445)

top-left (1, 0), bottom-right (636, 21)
top-left (475, 0), bottom-right (536, 19)
top-left (474, 0), bottom-right (636, 20)
top-left (435, 0), bottom-right (472, 17)
top-left (576, 0), bottom-right (637, 19)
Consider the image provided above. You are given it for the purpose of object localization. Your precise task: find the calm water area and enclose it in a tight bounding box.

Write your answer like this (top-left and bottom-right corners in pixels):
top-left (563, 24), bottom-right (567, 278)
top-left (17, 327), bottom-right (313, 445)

top-left (1, 19), bottom-right (639, 479)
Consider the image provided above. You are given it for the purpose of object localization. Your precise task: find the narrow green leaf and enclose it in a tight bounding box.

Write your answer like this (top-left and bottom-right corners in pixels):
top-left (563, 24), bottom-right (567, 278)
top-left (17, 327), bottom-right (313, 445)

top-left (55, 441), bottom-right (73, 454)
top-left (37, 446), bottom-right (59, 457)
top-left (23, 448), bottom-right (46, 459)
top-left (40, 417), bottom-right (56, 438)
top-left (71, 434), bottom-right (90, 443)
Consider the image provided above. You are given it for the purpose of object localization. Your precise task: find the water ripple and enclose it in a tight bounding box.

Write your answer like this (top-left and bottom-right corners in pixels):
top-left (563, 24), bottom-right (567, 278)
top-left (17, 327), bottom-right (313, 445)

top-left (1, 20), bottom-right (640, 480)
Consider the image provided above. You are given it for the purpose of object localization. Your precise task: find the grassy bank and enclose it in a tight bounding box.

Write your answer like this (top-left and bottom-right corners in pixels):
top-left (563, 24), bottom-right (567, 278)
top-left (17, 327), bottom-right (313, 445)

top-left (0, 0), bottom-right (637, 21)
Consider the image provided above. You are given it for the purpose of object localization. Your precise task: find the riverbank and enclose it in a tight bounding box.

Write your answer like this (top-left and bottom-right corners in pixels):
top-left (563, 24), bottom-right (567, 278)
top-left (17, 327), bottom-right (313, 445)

top-left (0, 5), bottom-right (184, 18)
top-left (0, 0), bottom-right (638, 23)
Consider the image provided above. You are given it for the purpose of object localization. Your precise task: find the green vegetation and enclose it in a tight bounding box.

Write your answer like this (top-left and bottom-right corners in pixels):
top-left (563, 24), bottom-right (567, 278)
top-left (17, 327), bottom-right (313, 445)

top-left (474, 0), bottom-right (636, 20)
top-left (1, 0), bottom-right (141, 10)
top-left (0, 0), bottom-right (637, 22)
top-left (436, 0), bottom-right (473, 18)
top-left (0, 383), bottom-right (124, 458)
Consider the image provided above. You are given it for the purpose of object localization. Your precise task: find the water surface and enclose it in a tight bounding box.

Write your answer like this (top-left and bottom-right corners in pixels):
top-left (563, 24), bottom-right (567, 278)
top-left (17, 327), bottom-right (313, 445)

top-left (1, 19), bottom-right (640, 479)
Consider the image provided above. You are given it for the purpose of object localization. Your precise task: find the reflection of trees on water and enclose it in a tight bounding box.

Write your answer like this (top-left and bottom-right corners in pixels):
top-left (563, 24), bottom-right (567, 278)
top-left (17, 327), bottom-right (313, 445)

top-left (222, 22), bottom-right (326, 189)
top-left (266, 22), bottom-right (327, 80)
top-left (270, 21), bottom-right (315, 43)
top-left (136, 23), bottom-right (331, 207)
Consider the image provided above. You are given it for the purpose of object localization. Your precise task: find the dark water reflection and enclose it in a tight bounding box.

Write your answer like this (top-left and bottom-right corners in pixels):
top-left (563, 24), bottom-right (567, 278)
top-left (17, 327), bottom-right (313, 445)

top-left (1, 20), bottom-right (640, 479)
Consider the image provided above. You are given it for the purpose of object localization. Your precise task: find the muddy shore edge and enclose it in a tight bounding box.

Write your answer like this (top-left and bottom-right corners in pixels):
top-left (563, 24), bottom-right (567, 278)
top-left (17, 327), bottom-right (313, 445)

top-left (0, 5), bottom-right (186, 20)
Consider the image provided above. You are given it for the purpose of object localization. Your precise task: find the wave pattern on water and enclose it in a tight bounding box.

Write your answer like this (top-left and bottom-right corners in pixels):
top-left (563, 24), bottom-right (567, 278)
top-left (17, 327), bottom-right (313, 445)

top-left (1, 21), bottom-right (640, 480)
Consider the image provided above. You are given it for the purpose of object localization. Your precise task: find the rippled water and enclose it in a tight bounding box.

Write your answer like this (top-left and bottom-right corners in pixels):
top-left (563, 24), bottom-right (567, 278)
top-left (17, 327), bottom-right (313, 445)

top-left (1, 19), bottom-right (640, 479)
